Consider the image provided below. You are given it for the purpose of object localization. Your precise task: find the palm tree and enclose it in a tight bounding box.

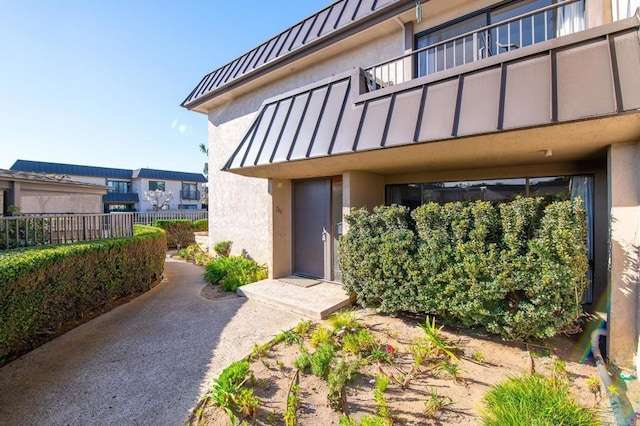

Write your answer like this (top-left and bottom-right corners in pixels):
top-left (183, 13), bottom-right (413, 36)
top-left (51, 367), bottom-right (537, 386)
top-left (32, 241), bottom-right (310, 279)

top-left (199, 143), bottom-right (208, 179)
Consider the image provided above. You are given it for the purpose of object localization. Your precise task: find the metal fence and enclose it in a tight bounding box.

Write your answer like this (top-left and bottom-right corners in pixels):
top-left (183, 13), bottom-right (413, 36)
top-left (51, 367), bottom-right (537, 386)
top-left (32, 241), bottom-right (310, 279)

top-left (133, 210), bottom-right (208, 226)
top-left (0, 213), bottom-right (134, 251)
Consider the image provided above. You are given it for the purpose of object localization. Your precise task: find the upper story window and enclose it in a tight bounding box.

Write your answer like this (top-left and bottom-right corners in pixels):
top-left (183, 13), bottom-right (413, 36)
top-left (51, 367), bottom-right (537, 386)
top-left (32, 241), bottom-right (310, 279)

top-left (149, 181), bottom-right (165, 191)
top-left (414, 0), bottom-right (585, 77)
top-left (181, 183), bottom-right (199, 200)
top-left (107, 180), bottom-right (130, 193)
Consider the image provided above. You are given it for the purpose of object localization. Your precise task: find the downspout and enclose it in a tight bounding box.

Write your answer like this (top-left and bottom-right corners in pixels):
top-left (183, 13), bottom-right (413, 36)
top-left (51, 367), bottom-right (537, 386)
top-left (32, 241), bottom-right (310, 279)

top-left (591, 328), bottom-right (626, 425)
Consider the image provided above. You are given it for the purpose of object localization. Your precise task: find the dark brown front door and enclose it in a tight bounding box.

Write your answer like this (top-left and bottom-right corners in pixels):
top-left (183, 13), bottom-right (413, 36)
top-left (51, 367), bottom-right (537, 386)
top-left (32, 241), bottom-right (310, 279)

top-left (293, 179), bottom-right (331, 279)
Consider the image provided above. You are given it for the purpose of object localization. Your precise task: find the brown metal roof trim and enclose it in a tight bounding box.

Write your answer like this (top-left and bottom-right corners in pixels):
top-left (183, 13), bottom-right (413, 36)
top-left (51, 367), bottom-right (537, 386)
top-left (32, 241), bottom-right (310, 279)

top-left (182, 0), bottom-right (414, 109)
top-left (223, 16), bottom-right (640, 176)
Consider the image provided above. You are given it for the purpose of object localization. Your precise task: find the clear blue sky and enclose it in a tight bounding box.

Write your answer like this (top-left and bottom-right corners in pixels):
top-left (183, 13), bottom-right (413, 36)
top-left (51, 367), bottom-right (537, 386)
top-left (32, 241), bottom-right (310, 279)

top-left (0, 0), bottom-right (330, 175)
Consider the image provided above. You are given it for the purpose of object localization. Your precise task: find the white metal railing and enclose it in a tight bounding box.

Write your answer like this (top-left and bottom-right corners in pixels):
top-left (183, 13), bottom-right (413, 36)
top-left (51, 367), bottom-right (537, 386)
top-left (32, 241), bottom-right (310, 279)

top-left (0, 213), bottom-right (134, 250)
top-left (133, 210), bottom-right (208, 226)
top-left (365, 0), bottom-right (584, 90)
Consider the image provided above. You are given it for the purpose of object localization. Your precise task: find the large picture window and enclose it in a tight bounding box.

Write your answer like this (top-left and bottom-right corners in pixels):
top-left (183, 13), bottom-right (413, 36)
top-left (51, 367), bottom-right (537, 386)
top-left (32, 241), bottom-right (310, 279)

top-left (386, 175), bottom-right (594, 302)
top-left (106, 180), bottom-right (130, 193)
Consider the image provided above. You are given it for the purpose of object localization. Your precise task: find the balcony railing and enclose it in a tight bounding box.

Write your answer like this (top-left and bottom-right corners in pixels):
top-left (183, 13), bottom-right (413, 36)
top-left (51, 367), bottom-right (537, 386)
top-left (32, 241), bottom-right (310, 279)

top-left (0, 213), bottom-right (134, 251)
top-left (180, 189), bottom-right (200, 200)
top-left (133, 210), bottom-right (207, 226)
top-left (365, 0), bottom-right (584, 90)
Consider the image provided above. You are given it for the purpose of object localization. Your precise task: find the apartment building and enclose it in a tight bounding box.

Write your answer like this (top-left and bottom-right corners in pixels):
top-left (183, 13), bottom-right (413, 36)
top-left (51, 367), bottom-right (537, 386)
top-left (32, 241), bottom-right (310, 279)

top-left (182, 0), bottom-right (640, 364)
top-left (11, 160), bottom-right (207, 213)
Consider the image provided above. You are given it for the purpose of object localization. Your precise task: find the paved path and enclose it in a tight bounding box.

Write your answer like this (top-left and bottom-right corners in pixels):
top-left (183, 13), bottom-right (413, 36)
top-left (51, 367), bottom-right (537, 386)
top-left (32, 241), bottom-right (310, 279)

top-left (0, 256), bottom-right (303, 425)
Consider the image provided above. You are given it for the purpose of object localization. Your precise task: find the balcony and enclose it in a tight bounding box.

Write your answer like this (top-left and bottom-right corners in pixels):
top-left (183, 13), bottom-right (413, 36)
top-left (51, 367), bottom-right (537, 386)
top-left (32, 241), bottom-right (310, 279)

top-left (180, 190), bottom-right (200, 200)
top-left (365, 0), bottom-right (585, 90)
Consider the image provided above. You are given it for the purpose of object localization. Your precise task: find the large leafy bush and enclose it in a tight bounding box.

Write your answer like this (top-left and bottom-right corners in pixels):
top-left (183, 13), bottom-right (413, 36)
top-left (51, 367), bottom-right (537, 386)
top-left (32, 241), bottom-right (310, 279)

top-left (0, 225), bottom-right (166, 362)
top-left (338, 198), bottom-right (588, 341)
top-left (153, 219), bottom-right (194, 248)
top-left (204, 256), bottom-right (268, 291)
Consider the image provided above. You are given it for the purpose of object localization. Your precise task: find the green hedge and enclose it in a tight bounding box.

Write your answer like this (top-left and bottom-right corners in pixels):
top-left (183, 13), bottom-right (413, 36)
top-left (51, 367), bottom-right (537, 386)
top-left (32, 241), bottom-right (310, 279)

top-left (192, 219), bottom-right (208, 232)
top-left (338, 198), bottom-right (588, 341)
top-left (0, 225), bottom-right (166, 362)
top-left (153, 219), bottom-right (195, 248)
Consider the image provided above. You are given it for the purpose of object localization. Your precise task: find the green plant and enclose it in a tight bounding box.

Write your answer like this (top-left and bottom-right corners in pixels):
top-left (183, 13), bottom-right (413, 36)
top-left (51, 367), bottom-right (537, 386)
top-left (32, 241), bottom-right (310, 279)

top-left (417, 317), bottom-right (460, 362)
top-left (310, 326), bottom-right (333, 347)
top-left (374, 388), bottom-right (392, 424)
top-left (266, 412), bottom-right (276, 424)
top-left (424, 387), bottom-right (453, 417)
top-left (341, 328), bottom-right (377, 355)
top-left (310, 343), bottom-right (335, 379)
top-left (293, 347), bottom-right (311, 372)
top-left (438, 360), bottom-right (465, 384)
top-left (586, 376), bottom-right (601, 401)
top-left (192, 219), bottom-right (209, 232)
top-left (607, 384), bottom-right (619, 397)
top-left (284, 383), bottom-right (299, 426)
top-left (214, 240), bottom-right (232, 257)
top-left (481, 373), bottom-right (601, 426)
top-left (152, 219), bottom-right (194, 248)
top-left (329, 310), bottom-right (360, 331)
top-left (367, 346), bottom-right (393, 364)
top-left (327, 358), bottom-right (360, 411)
top-left (472, 350), bottom-right (485, 363)
top-left (275, 329), bottom-right (302, 346)
top-left (235, 388), bottom-right (259, 417)
top-left (375, 373), bottom-right (390, 392)
top-left (207, 360), bottom-right (251, 424)
top-left (339, 198), bottom-right (589, 341)
top-left (249, 342), bottom-right (270, 360)
top-left (340, 416), bottom-right (388, 426)
top-left (204, 256), bottom-right (268, 291)
top-left (0, 225), bottom-right (165, 363)
top-left (293, 319), bottom-right (312, 337)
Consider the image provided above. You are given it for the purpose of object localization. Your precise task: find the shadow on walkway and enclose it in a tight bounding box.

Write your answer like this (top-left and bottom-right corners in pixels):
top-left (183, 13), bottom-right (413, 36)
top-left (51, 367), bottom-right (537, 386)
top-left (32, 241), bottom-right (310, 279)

top-left (0, 256), bottom-right (302, 425)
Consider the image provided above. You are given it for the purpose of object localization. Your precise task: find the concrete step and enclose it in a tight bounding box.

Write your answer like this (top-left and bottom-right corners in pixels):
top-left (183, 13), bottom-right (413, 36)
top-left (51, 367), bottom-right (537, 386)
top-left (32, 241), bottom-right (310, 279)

top-left (237, 279), bottom-right (354, 320)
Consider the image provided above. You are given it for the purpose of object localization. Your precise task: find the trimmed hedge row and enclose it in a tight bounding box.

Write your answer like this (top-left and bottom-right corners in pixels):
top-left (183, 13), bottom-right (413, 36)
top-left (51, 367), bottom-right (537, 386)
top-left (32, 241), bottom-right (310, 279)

top-left (192, 219), bottom-right (209, 232)
top-left (338, 198), bottom-right (588, 341)
top-left (0, 225), bottom-right (166, 362)
top-left (153, 219), bottom-right (195, 248)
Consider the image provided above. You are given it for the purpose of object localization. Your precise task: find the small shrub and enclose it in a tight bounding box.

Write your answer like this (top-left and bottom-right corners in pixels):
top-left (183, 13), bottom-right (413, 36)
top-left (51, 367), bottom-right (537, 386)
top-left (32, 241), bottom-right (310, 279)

top-left (481, 373), bottom-right (601, 426)
top-left (293, 320), bottom-right (312, 337)
top-left (204, 256), bottom-right (268, 292)
top-left (329, 310), bottom-right (360, 331)
top-left (153, 219), bottom-right (194, 248)
top-left (235, 388), bottom-right (259, 418)
top-left (214, 240), bottom-right (232, 257)
top-left (207, 360), bottom-right (251, 423)
top-left (310, 326), bottom-right (333, 347)
top-left (424, 387), bottom-right (453, 417)
top-left (310, 343), bottom-right (335, 379)
top-left (293, 347), bottom-right (312, 372)
top-left (472, 350), bottom-right (485, 363)
top-left (327, 357), bottom-right (360, 411)
top-left (375, 373), bottom-right (390, 393)
top-left (249, 342), bottom-right (270, 360)
top-left (341, 329), bottom-right (378, 356)
top-left (275, 329), bottom-right (302, 346)
top-left (192, 219), bottom-right (208, 232)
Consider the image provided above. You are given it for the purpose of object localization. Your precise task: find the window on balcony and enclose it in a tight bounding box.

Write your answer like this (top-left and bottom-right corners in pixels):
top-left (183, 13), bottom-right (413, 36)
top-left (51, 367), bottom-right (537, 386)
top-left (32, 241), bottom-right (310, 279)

top-left (106, 180), bottom-right (130, 193)
top-left (181, 183), bottom-right (200, 200)
top-left (149, 181), bottom-right (165, 191)
top-left (414, 0), bottom-right (585, 77)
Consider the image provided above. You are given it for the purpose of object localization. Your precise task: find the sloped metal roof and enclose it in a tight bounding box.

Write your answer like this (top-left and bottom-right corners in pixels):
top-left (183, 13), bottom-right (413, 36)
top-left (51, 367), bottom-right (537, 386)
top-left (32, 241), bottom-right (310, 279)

top-left (102, 192), bottom-right (139, 203)
top-left (0, 169), bottom-right (109, 188)
top-left (182, 0), bottom-right (409, 109)
top-left (132, 168), bottom-right (207, 183)
top-left (224, 18), bottom-right (640, 176)
top-left (11, 160), bottom-right (131, 179)
top-left (10, 160), bottom-right (207, 183)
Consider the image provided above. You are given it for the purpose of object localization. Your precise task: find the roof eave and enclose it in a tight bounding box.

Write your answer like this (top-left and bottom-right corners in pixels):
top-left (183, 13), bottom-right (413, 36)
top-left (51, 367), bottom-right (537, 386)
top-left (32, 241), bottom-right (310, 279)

top-left (181, 0), bottom-right (415, 112)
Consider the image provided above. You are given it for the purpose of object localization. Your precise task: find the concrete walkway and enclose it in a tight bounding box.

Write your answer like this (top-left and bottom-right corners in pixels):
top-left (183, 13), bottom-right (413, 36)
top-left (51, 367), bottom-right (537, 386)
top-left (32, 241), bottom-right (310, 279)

top-left (0, 256), bottom-right (303, 425)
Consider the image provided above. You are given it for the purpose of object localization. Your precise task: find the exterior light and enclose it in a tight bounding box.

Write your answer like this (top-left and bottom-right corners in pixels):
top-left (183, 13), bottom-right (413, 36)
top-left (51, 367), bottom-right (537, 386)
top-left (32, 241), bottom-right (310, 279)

top-left (416, 1), bottom-right (423, 23)
top-left (544, 149), bottom-right (553, 157)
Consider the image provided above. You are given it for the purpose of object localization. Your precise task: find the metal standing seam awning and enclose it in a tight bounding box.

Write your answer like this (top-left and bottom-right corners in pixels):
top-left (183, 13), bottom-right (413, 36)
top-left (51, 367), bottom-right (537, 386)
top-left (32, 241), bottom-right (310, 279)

top-left (224, 16), bottom-right (640, 177)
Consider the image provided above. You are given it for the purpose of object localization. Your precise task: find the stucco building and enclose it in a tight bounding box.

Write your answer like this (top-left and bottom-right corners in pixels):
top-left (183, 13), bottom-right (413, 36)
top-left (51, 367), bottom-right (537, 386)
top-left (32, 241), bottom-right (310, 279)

top-left (0, 169), bottom-right (108, 215)
top-left (10, 160), bottom-right (207, 213)
top-left (182, 0), bottom-right (640, 365)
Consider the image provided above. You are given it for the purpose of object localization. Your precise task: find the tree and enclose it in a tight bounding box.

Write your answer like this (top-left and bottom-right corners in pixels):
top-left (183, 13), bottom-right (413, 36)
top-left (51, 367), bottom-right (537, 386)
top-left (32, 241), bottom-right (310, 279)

top-left (144, 190), bottom-right (173, 211)
top-left (199, 143), bottom-right (208, 179)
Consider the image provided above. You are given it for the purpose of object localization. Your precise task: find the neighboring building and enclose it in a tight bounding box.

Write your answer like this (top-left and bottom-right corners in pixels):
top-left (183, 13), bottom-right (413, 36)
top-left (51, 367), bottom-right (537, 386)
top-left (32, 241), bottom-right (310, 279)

top-left (10, 160), bottom-right (207, 212)
top-left (182, 0), bottom-right (640, 365)
top-left (0, 169), bottom-right (108, 215)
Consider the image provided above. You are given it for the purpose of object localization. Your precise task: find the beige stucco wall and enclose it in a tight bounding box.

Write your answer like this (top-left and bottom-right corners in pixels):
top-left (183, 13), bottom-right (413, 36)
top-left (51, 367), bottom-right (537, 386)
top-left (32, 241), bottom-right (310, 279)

top-left (608, 142), bottom-right (640, 366)
top-left (20, 191), bottom-right (104, 214)
top-left (207, 30), bottom-right (404, 271)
